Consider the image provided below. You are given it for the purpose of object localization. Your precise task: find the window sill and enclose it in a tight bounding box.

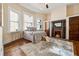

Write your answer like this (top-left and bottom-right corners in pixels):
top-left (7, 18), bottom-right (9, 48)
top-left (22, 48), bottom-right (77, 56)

top-left (9, 31), bottom-right (23, 33)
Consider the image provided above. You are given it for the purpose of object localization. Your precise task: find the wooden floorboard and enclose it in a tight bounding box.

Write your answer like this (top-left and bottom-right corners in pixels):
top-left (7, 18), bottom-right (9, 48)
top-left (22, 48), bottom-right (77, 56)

top-left (4, 38), bottom-right (31, 56)
top-left (70, 40), bottom-right (79, 56)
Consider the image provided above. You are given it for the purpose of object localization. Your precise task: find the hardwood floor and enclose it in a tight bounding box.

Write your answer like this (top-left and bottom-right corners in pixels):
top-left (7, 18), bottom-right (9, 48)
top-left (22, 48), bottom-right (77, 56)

top-left (4, 38), bottom-right (79, 56)
top-left (4, 38), bottom-right (31, 56)
top-left (70, 40), bottom-right (79, 56)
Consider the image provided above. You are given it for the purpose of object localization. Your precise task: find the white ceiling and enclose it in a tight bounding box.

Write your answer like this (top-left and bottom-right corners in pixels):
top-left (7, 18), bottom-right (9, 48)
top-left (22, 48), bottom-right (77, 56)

top-left (20, 3), bottom-right (71, 14)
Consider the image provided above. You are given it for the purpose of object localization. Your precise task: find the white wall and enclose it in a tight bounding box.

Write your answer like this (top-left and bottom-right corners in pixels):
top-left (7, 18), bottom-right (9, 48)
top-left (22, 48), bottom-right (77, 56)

top-left (67, 4), bottom-right (79, 16)
top-left (50, 5), bottom-right (66, 21)
top-left (0, 27), bottom-right (3, 56)
top-left (66, 17), bottom-right (69, 40)
top-left (3, 32), bottom-right (23, 44)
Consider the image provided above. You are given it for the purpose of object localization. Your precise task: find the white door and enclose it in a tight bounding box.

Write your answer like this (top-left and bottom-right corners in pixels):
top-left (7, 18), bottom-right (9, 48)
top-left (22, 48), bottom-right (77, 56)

top-left (0, 27), bottom-right (3, 56)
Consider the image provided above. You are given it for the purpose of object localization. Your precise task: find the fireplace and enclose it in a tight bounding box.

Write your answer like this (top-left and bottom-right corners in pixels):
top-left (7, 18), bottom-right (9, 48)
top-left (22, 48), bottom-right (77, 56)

top-left (55, 30), bottom-right (62, 38)
top-left (52, 20), bottom-right (66, 39)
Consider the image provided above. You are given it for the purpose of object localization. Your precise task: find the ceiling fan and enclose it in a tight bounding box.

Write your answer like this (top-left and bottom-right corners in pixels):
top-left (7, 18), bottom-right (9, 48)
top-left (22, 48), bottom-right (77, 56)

top-left (45, 4), bottom-right (49, 8)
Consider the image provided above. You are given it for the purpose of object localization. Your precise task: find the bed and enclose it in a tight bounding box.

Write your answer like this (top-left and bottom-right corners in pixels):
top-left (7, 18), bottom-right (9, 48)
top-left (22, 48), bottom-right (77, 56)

top-left (24, 31), bottom-right (47, 43)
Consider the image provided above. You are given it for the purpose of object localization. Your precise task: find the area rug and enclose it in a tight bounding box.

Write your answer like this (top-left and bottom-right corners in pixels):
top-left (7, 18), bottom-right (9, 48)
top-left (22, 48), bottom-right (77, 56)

top-left (20, 38), bottom-right (74, 56)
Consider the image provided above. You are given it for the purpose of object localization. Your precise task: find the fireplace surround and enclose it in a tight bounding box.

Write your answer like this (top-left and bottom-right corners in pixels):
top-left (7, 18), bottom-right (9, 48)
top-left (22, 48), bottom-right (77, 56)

top-left (52, 20), bottom-right (66, 39)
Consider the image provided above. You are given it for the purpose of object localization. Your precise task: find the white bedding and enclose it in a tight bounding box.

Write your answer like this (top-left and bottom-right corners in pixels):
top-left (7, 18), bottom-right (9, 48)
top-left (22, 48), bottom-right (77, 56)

top-left (24, 31), bottom-right (46, 43)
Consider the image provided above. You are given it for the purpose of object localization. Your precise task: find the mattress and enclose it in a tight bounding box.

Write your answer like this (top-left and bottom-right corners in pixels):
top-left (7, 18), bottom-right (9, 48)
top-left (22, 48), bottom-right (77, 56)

top-left (24, 31), bottom-right (46, 43)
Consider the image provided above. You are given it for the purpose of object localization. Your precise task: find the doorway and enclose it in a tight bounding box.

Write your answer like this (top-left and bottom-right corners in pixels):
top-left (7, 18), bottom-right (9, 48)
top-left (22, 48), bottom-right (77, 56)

top-left (69, 16), bottom-right (79, 41)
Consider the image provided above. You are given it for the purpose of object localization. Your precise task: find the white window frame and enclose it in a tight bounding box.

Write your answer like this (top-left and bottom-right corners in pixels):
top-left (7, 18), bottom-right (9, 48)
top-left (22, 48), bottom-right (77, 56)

top-left (8, 8), bottom-right (20, 32)
top-left (23, 13), bottom-right (33, 30)
top-left (36, 18), bottom-right (43, 30)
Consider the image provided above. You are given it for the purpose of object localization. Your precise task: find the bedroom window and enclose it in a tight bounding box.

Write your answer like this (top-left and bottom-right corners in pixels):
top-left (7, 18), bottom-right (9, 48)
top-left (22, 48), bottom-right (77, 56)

top-left (36, 19), bottom-right (42, 30)
top-left (9, 9), bottom-right (19, 32)
top-left (24, 14), bottom-right (33, 30)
